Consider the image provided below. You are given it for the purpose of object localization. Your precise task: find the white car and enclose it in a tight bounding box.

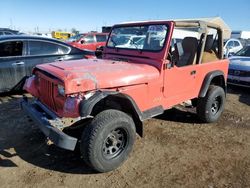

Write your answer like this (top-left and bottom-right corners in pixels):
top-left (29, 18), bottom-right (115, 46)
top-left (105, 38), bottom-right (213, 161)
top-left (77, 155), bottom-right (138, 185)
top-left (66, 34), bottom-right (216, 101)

top-left (224, 38), bottom-right (243, 58)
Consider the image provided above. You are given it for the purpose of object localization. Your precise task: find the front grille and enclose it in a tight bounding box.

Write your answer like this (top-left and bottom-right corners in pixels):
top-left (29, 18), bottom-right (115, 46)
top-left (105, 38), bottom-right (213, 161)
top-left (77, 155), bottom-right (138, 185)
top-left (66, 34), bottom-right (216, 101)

top-left (228, 69), bottom-right (250, 77)
top-left (228, 69), bottom-right (234, 75)
top-left (39, 78), bottom-right (57, 112)
top-left (228, 79), bottom-right (250, 87)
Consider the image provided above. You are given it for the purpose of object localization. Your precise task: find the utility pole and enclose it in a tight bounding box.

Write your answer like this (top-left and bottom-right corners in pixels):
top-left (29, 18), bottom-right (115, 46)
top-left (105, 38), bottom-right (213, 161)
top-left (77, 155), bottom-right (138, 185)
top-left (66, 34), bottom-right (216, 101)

top-left (9, 18), bottom-right (13, 29)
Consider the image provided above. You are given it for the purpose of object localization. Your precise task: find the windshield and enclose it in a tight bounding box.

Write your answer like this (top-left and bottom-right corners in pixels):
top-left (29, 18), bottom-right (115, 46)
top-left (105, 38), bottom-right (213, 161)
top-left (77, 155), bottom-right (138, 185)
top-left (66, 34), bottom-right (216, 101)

top-left (107, 24), bottom-right (168, 51)
top-left (67, 34), bottom-right (83, 42)
top-left (235, 46), bottom-right (250, 56)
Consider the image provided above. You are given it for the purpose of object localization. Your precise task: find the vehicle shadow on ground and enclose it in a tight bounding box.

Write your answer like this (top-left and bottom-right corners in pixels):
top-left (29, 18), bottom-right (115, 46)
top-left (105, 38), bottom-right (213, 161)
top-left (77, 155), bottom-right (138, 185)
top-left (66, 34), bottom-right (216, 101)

top-left (228, 85), bottom-right (250, 106)
top-left (0, 91), bottom-right (27, 104)
top-left (0, 96), bottom-right (97, 175)
top-left (155, 106), bottom-right (203, 124)
top-left (0, 151), bottom-right (18, 167)
top-left (15, 107), bottom-right (202, 174)
top-left (1, 126), bottom-right (97, 175)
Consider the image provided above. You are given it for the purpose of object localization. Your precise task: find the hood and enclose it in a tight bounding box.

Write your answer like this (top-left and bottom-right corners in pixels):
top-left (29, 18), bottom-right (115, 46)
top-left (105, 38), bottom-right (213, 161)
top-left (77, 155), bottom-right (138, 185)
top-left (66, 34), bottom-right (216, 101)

top-left (229, 56), bottom-right (250, 71)
top-left (35, 59), bottom-right (160, 94)
top-left (66, 41), bottom-right (79, 48)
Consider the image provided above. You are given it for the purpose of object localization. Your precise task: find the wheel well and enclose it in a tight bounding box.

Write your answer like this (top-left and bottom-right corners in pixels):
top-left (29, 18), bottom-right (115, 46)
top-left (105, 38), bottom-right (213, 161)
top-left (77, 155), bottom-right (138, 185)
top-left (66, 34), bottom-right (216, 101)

top-left (210, 75), bottom-right (226, 91)
top-left (91, 95), bottom-right (143, 137)
top-left (199, 71), bottom-right (226, 98)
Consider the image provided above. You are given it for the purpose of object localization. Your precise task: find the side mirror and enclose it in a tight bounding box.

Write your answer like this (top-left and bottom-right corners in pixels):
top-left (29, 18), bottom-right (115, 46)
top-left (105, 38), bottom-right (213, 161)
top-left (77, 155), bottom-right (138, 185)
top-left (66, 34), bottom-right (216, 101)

top-left (166, 62), bottom-right (173, 69)
top-left (96, 46), bottom-right (104, 51)
top-left (80, 40), bottom-right (85, 44)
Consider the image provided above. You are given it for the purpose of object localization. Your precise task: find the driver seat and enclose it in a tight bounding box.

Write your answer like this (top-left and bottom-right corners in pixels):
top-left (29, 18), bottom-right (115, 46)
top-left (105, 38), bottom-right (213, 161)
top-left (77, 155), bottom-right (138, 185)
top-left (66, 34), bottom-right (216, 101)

top-left (176, 37), bottom-right (198, 67)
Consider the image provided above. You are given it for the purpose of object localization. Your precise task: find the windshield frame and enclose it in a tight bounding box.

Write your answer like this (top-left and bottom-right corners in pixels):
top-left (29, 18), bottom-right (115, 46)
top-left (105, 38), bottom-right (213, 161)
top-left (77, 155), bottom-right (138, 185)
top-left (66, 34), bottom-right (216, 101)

top-left (106, 23), bottom-right (169, 53)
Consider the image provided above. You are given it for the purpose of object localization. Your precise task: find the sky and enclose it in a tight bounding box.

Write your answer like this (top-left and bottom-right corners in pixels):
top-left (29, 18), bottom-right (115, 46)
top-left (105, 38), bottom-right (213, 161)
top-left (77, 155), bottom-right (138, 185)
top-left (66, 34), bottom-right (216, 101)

top-left (0, 0), bottom-right (250, 33)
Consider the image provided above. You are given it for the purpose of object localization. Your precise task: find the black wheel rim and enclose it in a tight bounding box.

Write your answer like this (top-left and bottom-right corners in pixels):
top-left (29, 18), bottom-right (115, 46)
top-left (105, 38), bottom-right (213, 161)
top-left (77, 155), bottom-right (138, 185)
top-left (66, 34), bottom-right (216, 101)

top-left (211, 95), bottom-right (222, 115)
top-left (102, 128), bottom-right (127, 160)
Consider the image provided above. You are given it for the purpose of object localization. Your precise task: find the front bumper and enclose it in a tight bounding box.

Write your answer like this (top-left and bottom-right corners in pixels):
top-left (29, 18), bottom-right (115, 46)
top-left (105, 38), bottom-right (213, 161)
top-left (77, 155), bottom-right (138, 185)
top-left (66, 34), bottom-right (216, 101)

top-left (21, 98), bottom-right (78, 151)
top-left (227, 75), bottom-right (250, 88)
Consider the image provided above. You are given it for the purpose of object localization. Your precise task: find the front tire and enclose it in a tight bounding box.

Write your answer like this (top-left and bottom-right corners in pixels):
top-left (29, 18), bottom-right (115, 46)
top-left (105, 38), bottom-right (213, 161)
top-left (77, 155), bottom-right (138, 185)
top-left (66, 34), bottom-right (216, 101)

top-left (197, 85), bottom-right (225, 123)
top-left (80, 109), bottom-right (136, 172)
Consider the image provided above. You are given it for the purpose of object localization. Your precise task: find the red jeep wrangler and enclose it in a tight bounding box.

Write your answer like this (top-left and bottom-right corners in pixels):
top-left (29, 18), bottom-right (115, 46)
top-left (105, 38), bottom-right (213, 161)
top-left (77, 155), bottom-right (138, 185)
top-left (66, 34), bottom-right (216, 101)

top-left (22, 20), bottom-right (229, 172)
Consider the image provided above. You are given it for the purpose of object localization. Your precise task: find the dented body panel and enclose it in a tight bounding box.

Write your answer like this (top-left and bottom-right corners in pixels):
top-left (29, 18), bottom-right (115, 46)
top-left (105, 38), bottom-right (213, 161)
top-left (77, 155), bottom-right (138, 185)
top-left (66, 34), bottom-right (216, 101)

top-left (22, 20), bottom-right (229, 150)
top-left (34, 59), bottom-right (160, 94)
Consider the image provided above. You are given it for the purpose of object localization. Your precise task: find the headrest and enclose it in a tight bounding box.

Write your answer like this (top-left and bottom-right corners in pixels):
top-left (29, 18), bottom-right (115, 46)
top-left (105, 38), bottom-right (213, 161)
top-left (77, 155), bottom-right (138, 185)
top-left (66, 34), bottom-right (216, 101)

top-left (205, 35), bottom-right (214, 51)
top-left (182, 37), bottom-right (198, 52)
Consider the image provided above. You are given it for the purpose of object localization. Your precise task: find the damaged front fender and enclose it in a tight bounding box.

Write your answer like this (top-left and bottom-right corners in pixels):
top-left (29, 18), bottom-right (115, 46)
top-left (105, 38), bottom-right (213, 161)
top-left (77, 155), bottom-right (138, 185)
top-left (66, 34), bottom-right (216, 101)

top-left (79, 90), bottom-right (118, 117)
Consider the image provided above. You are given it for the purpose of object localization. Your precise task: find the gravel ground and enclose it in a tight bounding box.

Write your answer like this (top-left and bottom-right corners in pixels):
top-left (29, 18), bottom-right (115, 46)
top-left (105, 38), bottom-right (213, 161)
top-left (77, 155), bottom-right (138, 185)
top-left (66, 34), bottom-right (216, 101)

top-left (0, 86), bottom-right (250, 188)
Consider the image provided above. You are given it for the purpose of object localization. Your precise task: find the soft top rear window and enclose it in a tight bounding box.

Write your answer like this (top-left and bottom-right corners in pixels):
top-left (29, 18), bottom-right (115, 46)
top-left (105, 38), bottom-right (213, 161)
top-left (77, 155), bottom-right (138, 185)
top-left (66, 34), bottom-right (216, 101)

top-left (107, 24), bottom-right (168, 51)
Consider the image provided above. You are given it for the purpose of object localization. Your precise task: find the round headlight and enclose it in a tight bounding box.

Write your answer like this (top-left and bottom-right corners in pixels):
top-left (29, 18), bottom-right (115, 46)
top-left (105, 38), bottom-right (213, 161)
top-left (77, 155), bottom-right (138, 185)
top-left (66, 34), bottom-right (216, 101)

top-left (58, 85), bottom-right (65, 96)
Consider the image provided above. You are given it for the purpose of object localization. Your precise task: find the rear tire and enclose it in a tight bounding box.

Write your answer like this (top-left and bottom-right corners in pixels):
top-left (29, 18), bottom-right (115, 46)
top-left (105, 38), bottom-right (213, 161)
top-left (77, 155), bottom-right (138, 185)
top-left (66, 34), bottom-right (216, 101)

top-left (197, 85), bottom-right (225, 123)
top-left (80, 109), bottom-right (136, 172)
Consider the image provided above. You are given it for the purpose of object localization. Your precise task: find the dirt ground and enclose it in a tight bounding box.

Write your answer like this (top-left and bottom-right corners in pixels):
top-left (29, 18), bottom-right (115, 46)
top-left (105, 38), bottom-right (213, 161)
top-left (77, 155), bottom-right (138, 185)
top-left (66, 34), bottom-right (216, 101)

top-left (0, 86), bottom-right (250, 188)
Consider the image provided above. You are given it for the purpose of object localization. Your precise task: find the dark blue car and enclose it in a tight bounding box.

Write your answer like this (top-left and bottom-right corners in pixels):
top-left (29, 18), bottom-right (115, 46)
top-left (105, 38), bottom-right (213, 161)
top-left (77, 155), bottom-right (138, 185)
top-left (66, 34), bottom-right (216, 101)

top-left (0, 35), bottom-right (95, 92)
top-left (228, 45), bottom-right (250, 87)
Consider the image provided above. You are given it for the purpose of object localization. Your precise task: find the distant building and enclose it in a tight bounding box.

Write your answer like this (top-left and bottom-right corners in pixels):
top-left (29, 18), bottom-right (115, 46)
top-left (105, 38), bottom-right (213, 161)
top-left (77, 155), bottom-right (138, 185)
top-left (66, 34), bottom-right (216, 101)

top-left (231, 31), bottom-right (250, 39)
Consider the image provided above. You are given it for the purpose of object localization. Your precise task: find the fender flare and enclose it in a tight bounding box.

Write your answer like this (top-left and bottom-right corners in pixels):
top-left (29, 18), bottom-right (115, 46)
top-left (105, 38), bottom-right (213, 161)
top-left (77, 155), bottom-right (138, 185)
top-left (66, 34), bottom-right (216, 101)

top-left (199, 70), bottom-right (226, 98)
top-left (79, 90), bottom-right (163, 121)
top-left (79, 91), bottom-right (145, 119)
top-left (79, 91), bottom-right (117, 117)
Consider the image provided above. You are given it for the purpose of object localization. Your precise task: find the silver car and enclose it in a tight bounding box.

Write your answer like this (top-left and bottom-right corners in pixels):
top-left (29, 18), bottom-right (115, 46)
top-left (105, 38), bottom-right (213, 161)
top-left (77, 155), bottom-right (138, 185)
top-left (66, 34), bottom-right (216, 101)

top-left (228, 45), bottom-right (250, 87)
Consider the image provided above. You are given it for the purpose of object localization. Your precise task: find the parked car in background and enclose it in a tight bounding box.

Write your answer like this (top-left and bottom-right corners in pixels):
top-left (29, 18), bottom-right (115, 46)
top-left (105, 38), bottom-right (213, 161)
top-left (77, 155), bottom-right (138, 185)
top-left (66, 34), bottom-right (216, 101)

top-left (224, 38), bottom-right (243, 58)
top-left (0, 28), bottom-right (20, 35)
top-left (0, 35), bottom-right (95, 92)
top-left (231, 30), bottom-right (250, 40)
top-left (51, 31), bottom-right (73, 40)
top-left (67, 32), bottom-right (108, 51)
top-left (32, 32), bottom-right (52, 38)
top-left (228, 45), bottom-right (250, 87)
